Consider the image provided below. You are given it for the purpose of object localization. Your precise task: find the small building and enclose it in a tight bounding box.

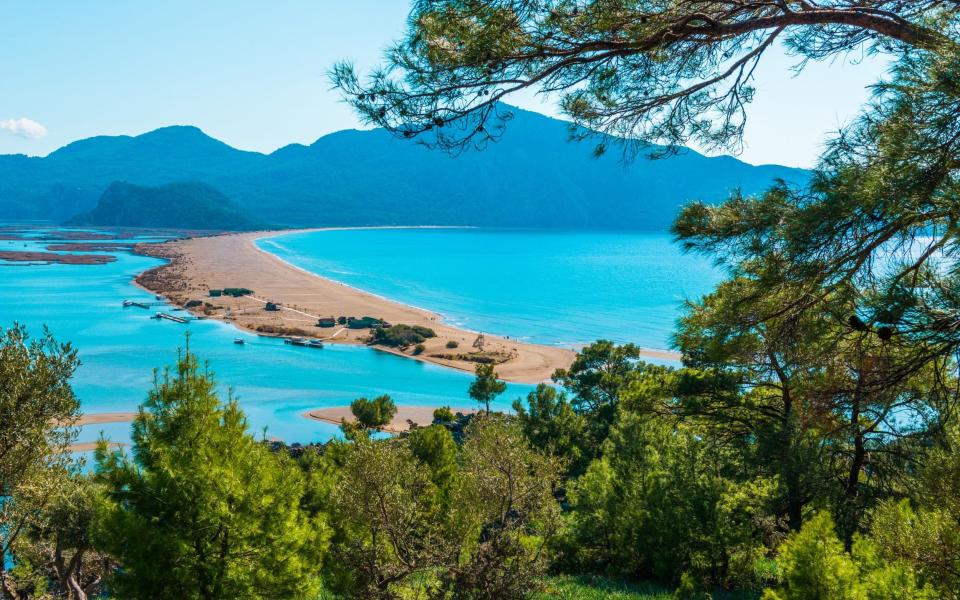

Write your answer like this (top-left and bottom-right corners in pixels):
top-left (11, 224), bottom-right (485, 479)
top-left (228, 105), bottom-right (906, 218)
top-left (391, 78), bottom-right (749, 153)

top-left (347, 316), bottom-right (384, 329)
top-left (209, 289), bottom-right (222, 297)
top-left (317, 317), bottom-right (336, 328)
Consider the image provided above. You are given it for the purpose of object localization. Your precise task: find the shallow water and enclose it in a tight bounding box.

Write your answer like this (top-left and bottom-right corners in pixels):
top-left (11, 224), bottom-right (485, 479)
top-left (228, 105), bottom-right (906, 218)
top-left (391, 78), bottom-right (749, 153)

top-left (0, 231), bottom-right (533, 452)
top-left (259, 228), bottom-right (724, 350)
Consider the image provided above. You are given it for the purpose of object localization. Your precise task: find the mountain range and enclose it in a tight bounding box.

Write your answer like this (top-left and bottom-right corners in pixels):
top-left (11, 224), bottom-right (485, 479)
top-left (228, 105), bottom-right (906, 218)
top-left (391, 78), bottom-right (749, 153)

top-left (0, 105), bottom-right (809, 230)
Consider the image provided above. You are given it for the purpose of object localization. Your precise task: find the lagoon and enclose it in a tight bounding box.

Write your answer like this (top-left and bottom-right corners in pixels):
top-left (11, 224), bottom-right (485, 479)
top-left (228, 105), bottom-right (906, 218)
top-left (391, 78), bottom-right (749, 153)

top-left (259, 228), bottom-right (723, 351)
top-left (0, 231), bottom-right (529, 451)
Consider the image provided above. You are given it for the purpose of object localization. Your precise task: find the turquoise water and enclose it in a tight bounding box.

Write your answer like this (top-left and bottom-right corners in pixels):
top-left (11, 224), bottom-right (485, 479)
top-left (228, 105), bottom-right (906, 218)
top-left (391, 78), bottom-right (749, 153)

top-left (258, 228), bottom-right (723, 350)
top-left (0, 232), bottom-right (532, 452)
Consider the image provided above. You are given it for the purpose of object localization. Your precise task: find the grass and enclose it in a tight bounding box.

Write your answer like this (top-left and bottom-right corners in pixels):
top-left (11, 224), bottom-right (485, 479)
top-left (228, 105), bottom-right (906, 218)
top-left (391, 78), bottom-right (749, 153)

top-left (535, 575), bottom-right (763, 600)
top-left (535, 576), bottom-right (675, 599)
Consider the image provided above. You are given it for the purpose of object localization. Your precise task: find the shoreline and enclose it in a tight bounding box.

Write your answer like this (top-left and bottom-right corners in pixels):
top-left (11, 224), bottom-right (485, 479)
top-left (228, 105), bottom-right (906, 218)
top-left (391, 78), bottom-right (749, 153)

top-left (256, 228), bottom-right (683, 362)
top-left (132, 228), bottom-right (579, 383)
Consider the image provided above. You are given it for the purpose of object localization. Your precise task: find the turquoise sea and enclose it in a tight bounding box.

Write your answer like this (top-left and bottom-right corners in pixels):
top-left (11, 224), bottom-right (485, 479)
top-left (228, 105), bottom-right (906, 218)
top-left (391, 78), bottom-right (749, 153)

top-left (258, 228), bottom-right (723, 351)
top-left (1, 227), bottom-right (723, 454)
top-left (0, 230), bottom-right (530, 454)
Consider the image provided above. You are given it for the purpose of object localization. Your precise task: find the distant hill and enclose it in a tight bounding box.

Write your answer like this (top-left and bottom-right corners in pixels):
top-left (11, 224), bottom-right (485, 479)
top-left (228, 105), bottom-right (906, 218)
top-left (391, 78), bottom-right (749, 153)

top-left (0, 105), bottom-right (809, 230)
top-left (68, 181), bottom-right (261, 231)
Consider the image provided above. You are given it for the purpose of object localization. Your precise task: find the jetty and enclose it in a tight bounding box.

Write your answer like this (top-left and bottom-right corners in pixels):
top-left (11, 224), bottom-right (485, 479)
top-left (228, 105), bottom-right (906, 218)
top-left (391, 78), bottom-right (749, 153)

top-left (153, 312), bottom-right (188, 323)
top-left (122, 300), bottom-right (153, 309)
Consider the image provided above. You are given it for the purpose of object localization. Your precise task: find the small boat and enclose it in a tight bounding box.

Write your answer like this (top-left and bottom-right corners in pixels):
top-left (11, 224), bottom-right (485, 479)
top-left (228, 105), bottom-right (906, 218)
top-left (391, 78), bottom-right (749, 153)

top-left (307, 339), bottom-right (324, 349)
top-left (155, 294), bottom-right (162, 300)
top-left (285, 337), bottom-right (307, 346)
top-left (234, 337), bottom-right (245, 345)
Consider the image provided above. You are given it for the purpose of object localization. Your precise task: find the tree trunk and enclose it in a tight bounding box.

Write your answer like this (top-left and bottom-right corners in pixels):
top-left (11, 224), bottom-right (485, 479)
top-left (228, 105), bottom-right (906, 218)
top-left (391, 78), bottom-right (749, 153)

top-left (0, 564), bottom-right (17, 600)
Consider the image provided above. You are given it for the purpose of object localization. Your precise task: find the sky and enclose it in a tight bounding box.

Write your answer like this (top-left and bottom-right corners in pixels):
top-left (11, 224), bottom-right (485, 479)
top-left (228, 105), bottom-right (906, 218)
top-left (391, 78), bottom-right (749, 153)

top-left (1, 1), bottom-right (888, 168)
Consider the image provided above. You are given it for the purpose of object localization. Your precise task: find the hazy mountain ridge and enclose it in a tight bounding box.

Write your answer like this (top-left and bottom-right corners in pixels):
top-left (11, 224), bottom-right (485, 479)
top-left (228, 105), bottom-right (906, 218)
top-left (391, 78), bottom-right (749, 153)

top-left (0, 106), bottom-right (809, 229)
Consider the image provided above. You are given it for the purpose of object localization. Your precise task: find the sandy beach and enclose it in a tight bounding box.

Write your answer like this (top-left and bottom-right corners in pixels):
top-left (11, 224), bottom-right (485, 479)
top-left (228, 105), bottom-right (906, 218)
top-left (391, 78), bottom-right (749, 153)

top-left (134, 230), bottom-right (580, 383)
top-left (305, 405), bottom-right (477, 434)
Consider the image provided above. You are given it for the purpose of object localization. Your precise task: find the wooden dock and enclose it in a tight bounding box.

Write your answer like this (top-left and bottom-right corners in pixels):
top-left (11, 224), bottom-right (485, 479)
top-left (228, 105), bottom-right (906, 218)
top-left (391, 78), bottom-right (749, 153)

top-left (122, 300), bottom-right (152, 309)
top-left (153, 312), bottom-right (188, 324)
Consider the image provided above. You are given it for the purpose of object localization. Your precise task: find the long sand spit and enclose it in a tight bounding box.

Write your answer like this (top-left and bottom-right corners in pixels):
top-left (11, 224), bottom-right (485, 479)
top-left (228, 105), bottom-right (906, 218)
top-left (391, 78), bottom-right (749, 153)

top-left (133, 230), bottom-right (580, 383)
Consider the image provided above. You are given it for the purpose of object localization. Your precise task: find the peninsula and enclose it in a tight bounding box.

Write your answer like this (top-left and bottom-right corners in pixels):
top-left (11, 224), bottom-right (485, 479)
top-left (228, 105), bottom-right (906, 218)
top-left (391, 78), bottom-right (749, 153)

top-left (134, 230), bottom-right (581, 383)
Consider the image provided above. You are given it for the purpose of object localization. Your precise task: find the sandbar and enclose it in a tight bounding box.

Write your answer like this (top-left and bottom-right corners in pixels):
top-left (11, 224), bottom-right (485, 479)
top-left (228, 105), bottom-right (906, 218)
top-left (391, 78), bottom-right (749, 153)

top-left (133, 230), bottom-right (580, 383)
top-left (305, 405), bottom-right (477, 434)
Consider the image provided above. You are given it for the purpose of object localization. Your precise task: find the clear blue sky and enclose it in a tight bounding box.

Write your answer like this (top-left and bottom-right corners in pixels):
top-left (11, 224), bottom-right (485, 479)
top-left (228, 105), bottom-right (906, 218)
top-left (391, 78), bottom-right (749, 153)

top-left (2, 1), bottom-right (887, 168)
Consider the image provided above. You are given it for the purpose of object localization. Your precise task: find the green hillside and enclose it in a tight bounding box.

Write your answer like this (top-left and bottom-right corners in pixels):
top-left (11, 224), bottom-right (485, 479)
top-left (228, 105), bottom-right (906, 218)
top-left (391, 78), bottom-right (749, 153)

top-left (68, 181), bottom-right (261, 231)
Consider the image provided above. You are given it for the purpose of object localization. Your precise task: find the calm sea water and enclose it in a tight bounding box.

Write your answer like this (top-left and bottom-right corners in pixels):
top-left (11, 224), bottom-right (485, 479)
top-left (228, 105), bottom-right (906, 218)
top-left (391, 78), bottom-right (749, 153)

top-left (258, 228), bottom-right (723, 350)
top-left (0, 231), bottom-right (532, 452)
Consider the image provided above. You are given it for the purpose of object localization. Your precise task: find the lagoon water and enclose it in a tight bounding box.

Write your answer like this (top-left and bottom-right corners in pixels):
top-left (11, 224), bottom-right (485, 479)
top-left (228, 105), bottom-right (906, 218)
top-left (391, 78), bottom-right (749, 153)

top-left (0, 232), bottom-right (530, 452)
top-left (259, 228), bottom-right (723, 350)
top-left (1, 227), bottom-right (723, 453)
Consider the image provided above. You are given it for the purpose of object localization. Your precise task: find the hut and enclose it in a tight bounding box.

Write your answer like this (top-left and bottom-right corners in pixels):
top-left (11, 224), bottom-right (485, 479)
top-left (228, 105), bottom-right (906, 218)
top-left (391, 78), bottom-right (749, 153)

top-left (317, 317), bottom-right (336, 328)
top-left (208, 289), bottom-right (222, 297)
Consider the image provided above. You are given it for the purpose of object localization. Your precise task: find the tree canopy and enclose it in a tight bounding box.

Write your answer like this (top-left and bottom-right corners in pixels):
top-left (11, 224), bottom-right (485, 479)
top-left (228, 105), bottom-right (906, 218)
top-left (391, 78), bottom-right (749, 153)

top-left (332, 0), bottom-right (958, 156)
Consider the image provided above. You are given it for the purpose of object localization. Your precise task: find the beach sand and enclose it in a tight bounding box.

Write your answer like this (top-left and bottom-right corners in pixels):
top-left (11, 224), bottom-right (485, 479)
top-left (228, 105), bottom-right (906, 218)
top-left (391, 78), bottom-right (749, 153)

top-left (305, 405), bottom-right (477, 434)
top-left (75, 412), bottom-right (139, 426)
top-left (68, 441), bottom-right (125, 453)
top-left (134, 230), bottom-right (579, 383)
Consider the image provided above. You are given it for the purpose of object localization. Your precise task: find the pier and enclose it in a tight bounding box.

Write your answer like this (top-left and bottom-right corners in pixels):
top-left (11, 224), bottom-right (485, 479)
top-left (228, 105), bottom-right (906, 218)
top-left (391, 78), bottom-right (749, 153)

top-left (122, 300), bottom-right (153, 309)
top-left (153, 312), bottom-right (188, 323)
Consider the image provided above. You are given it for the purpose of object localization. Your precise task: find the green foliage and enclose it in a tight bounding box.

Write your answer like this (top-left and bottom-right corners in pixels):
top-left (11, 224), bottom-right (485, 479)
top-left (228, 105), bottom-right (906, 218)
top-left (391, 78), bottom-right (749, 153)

top-left (446, 340), bottom-right (459, 349)
top-left (468, 363), bottom-right (507, 413)
top-left (10, 474), bottom-right (113, 599)
top-left (442, 414), bottom-right (563, 598)
top-left (413, 343), bottom-right (426, 355)
top-left (408, 425), bottom-right (459, 493)
top-left (317, 415), bottom-right (562, 599)
top-left (93, 347), bottom-right (326, 599)
top-left (432, 405), bottom-right (455, 423)
top-left (371, 324), bottom-right (436, 348)
top-left (561, 411), bottom-right (776, 589)
top-left (349, 394), bottom-right (397, 432)
top-left (513, 383), bottom-right (590, 476)
top-left (0, 324), bottom-right (80, 598)
top-left (763, 513), bottom-right (934, 600)
top-left (321, 435), bottom-right (457, 597)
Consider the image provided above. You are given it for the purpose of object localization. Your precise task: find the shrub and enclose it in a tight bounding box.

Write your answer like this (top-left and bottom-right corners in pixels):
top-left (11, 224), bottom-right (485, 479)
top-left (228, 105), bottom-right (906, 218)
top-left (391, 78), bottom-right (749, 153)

top-left (349, 394), bottom-right (397, 432)
top-left (446, 340), bottom-right (459, 349)
top-left (372, 324), bottom-right (436, 348)
top-left (413, 344), bottom-right (426, 355)
top-left (433, 406), bottom-right (454, 423)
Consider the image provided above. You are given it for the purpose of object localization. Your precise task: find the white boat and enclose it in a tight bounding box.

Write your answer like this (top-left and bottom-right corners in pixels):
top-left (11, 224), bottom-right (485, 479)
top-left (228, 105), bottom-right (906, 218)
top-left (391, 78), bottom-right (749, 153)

top-left (234, 337), bottom-right (245, 345)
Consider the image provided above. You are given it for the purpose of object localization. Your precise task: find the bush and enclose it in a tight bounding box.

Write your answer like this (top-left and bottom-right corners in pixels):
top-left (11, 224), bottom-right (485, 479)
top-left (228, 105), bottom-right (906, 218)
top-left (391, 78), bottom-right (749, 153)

top-left (446, 340), bottom-right (459, 349)
top-left (349, 394), bottom-right (397, 432)
top-left (413, 344), bottom-right (426, 355)
top-left (372, 324), bottom-right (436, 348)
top-left (433, 406), bottom-right (454, 423)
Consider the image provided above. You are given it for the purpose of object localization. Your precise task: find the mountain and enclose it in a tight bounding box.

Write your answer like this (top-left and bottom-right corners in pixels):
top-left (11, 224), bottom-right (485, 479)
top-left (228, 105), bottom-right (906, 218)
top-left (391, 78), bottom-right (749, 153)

top-left (68, 181), bottom-right (261, 231)
top-left (0, 106), bottom-right (809, 229)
